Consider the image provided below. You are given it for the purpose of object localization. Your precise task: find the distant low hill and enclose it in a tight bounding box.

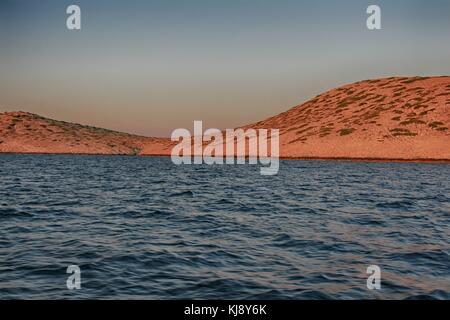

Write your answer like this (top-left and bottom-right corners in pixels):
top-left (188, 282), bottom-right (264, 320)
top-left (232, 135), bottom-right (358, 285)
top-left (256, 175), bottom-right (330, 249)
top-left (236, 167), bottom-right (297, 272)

top-left (1, 76), bottom-right (450, 160)
top-left (0, 112), bottom-right (172, 155)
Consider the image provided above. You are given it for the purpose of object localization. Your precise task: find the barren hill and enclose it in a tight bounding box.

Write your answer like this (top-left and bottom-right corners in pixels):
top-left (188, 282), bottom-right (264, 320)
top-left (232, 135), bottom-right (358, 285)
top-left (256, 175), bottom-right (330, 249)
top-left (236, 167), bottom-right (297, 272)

top-left (243, 76), bottom-right (450, 159)
top-left (0, 112), bottom-right (172, 155)
top-left (1, 76), bottom-right (450, 160)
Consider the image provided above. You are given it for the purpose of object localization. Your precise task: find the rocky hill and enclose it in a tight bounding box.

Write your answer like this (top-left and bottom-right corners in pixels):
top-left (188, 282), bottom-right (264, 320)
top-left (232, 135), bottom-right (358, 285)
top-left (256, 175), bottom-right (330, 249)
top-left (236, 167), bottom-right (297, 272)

top-left (0, 111), bottom-right (172, 155)
top-left (243, 76), bottom-right (450, 159)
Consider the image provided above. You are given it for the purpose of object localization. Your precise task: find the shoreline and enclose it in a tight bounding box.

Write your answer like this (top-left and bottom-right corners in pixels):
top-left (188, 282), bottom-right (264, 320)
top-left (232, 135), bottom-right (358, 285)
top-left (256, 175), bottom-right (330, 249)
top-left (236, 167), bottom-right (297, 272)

top-left (1, 152), bottom-right (450, 164)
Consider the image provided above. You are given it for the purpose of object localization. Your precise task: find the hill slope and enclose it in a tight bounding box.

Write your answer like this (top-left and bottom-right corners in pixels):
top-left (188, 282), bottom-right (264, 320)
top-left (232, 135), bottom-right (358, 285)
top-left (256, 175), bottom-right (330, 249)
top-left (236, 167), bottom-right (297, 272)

top-left (1, 76), bottom-right (450, 159)
top-left (0, 112), bottom-right (172, 155)
top-left (243, 76), bottom-right (450, 159)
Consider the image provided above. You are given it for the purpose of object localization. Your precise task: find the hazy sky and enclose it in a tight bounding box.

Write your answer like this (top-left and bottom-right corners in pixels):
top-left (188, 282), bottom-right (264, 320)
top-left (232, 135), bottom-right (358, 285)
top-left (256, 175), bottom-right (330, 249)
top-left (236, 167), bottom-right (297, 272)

top-left (1, 0), bottom-right (449, 136)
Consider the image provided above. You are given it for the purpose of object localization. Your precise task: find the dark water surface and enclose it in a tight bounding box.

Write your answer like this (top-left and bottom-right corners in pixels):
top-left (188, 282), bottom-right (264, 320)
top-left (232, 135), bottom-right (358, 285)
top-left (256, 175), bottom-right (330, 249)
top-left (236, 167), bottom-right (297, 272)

top-left (0, 155), bottom-right (449, 299)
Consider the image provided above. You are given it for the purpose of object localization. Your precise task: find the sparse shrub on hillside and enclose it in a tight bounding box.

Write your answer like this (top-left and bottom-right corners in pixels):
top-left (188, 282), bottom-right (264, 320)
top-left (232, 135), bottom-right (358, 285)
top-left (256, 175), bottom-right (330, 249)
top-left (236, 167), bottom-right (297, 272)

top-left (401, 77), bottom-right (429, 84)
top-left (362, 111), bottom-right (380, 120)
top-left (336, 94), bottom-right (371, 112)
top-left (400, 118), bottom-right (426, 126)
top-left (403, 103), bottom-right (412, 109)
top-left (429, 121), bottom-right (444, 128)
top-left (390, 128), bottom-right (417, 136)
top-left (406, 87), bottom-right (424, 92)
top-left (428, 121), bottom-right (448, 132)
top-left (395, 132), bottom-right (419, 137)
top-left (335, 108), bottom-right (347, 114)
top-left (288, 137), bottom-right (307, 144)
top-left (339, 128), bottom-right (356, 136)
top-left (319, 126), bottom-right (333, 137)
top-left (296, 127), bottom-right (313, 135)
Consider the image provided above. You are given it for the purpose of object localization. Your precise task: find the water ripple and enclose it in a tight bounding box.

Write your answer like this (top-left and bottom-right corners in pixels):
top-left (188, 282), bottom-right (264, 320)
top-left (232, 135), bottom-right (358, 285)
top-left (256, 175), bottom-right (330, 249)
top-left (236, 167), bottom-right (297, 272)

top-left (0, 155), bottom-right (449, 299)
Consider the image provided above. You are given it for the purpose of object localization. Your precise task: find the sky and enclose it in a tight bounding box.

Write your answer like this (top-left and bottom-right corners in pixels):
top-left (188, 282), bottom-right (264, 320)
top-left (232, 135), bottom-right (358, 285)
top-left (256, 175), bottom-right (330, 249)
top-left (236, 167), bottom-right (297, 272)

top-left (0, 0), bottom-right (449, 137)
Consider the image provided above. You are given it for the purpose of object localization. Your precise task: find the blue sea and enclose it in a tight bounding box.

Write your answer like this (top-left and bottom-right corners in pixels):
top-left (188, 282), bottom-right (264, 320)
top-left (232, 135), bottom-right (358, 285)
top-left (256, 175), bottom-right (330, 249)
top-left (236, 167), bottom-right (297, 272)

top-left (0, 155), bottom-right (449, 299)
